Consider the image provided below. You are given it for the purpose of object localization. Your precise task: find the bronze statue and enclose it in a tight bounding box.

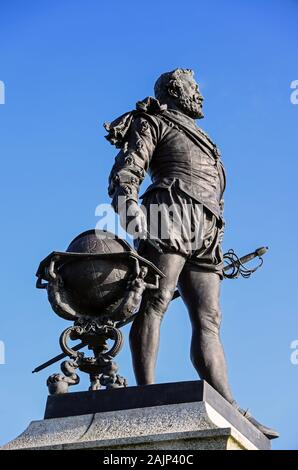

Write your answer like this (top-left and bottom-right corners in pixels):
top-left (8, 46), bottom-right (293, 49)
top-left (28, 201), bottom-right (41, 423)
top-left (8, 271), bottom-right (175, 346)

top-left (105, 68), bottom-right (279, 439)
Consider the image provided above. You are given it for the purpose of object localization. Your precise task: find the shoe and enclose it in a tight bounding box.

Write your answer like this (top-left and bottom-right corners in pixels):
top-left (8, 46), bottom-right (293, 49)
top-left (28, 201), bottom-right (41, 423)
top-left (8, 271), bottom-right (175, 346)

top-left (232, 402), bottom-right (279, 440)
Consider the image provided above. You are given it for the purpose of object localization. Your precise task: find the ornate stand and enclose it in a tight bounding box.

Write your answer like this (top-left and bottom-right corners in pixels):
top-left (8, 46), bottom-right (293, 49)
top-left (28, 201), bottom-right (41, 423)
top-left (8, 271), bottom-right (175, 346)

top-left (47, 319), bottom-right (127, 394)
top-left (34, 230), bottom-right (164, 396)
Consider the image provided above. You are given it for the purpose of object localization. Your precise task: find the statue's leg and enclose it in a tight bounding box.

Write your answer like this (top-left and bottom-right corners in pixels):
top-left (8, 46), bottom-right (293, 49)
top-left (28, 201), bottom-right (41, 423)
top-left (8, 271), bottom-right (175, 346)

top-left (178, 267), bottom-right (234, 404)
top-left (178, 267), bottom-right (279, 440)
top-left (129, 245), bottom-right (185, 385)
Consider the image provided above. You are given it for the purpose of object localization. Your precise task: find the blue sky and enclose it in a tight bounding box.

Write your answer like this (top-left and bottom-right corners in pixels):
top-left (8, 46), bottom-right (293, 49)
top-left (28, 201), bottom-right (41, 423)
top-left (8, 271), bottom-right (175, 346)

top-left (0, 0), bottom-right (297, 450)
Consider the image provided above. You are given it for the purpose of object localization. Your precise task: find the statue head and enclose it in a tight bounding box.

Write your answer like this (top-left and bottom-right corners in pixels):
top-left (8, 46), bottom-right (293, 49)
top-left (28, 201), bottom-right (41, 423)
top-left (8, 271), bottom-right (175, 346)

top-left (140, 266), bottom-right (148, 279)
top-left (154, 68), bottom-right (204, 119)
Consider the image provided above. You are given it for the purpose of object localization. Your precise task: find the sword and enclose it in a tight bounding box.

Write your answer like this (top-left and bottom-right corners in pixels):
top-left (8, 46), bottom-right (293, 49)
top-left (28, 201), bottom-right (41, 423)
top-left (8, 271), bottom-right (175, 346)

top-left (32, 342), bottom-right (86, 374)
top-left (172, 246), bottom-right (268, 300)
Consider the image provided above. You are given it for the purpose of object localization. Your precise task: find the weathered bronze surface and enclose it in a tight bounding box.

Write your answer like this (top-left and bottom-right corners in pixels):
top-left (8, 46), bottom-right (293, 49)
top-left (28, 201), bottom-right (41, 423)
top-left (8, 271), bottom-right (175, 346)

top-left (34, 69), bottom-right (278, 440)
top-left (105, 68), bottom-right (278, 440)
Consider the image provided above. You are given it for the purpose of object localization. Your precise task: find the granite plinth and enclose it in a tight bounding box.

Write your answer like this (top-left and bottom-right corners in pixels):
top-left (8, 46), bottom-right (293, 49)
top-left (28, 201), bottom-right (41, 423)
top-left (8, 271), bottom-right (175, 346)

top-left (2, 381), bottom-right (271, 450)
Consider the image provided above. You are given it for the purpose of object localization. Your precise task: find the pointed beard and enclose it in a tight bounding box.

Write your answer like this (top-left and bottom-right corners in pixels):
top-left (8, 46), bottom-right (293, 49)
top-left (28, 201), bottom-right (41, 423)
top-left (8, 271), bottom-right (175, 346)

top-left (176, 94), bottom-right (204, 119)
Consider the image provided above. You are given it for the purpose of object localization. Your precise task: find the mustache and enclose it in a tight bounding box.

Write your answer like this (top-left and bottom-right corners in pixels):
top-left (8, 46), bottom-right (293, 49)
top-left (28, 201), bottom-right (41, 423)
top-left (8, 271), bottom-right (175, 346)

top-left (179, 93), bottom-right (202, 107)
top-left (193, 94), bottom-right (203, 104)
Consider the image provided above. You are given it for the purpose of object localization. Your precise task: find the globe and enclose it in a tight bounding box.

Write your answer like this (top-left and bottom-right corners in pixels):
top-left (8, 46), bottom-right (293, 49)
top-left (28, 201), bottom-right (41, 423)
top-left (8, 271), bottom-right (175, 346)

top-left (47, 229), bottom-right (135, 321)
top-left (36, 229), bottom-right (163, 324)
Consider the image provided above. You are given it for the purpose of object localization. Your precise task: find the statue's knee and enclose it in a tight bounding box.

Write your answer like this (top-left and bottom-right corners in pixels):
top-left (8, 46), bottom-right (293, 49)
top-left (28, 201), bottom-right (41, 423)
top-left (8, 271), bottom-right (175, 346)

top-left (147, 288), bottom-right (174, 319)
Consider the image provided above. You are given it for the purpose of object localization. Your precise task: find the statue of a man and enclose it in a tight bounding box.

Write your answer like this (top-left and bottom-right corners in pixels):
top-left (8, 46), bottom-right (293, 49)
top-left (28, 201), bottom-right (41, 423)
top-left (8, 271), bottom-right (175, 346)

top-left (105, 68), bottom-right (278, 439)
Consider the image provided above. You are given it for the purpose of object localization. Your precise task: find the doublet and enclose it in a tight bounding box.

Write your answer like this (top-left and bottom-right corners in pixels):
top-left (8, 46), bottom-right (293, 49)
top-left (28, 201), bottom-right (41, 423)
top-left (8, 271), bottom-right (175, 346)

top-left (108, 108), bottom-right (225, 223)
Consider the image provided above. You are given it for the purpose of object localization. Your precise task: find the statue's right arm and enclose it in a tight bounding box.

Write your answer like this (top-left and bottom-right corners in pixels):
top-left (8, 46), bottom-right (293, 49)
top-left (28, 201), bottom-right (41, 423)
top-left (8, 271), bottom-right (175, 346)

top-left (108, 115), bottom-right (158, 210)
top-left (108, 116), bottom-right (159, 235)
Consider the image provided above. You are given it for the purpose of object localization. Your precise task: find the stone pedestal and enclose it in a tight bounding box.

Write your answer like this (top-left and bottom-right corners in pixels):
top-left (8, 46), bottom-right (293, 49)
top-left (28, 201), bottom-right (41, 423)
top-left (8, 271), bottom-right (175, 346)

top-left (2, 381), bottom-right (270, 450)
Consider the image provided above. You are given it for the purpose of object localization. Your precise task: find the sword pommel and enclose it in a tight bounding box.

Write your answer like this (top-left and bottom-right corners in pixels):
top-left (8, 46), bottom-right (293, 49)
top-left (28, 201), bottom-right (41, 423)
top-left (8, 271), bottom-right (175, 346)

top-left (255, 246), bottom-right (268, 257)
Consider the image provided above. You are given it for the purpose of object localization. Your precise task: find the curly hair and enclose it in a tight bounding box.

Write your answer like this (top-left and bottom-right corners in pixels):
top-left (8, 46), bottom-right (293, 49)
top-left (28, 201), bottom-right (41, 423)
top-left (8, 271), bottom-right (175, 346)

top-left (154, 68), bottom-right (194, 102)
